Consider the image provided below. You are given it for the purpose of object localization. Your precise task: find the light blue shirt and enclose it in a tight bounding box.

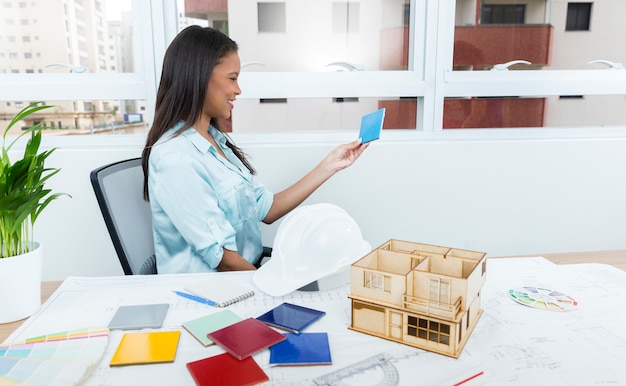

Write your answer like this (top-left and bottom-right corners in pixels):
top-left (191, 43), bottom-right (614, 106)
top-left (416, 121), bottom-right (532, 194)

top-left (148, 122), bottom-right (274, 273)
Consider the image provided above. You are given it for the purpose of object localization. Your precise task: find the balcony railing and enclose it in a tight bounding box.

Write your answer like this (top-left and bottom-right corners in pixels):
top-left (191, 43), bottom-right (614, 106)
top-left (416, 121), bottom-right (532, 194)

top-left (454, 25), bottom-right (553, 68)
top-left (403, 294), bottom-right (463, 321)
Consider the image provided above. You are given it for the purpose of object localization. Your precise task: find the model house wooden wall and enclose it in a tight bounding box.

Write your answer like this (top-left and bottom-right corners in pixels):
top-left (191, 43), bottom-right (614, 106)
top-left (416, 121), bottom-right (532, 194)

top-left (349, 239), bottom-right (487, 358)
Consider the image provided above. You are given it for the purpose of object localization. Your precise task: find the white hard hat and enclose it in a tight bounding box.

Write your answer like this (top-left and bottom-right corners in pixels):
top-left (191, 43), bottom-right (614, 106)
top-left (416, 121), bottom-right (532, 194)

top-left (254, 203), bottom-right (371, 296)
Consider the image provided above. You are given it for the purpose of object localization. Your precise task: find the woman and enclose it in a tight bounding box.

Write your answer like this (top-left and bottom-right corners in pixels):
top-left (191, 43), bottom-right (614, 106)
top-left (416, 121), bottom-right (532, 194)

top-left (141, 26), bottom-right (368, 273)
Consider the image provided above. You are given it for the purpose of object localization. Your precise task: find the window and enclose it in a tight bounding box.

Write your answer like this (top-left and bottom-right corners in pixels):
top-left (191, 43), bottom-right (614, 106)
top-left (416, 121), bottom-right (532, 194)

top-left (428, 278), bottom-right (450, 304)
top-left (407, 316), bottom-right (451, 345)
top-left (0, 0), bottom-right (625, 142)
top-left (258, 2), bottom-right (286, 33)
top-left (403, 3), bottom-right (410, 27)
top-left (332, 2), bottom-right (360, 33)
top-left (213, 20), bottom-right (228, 35)
top-left (364, 271), bottom-right (387, 291)
top-left (1, 0), bottom-right (421, 138)
top-left (481, 4), bottom-right (525, 25)
top-left (566, 2), bottom-right (592, 31)
top-left (452, 0), bottom-right (626, 131)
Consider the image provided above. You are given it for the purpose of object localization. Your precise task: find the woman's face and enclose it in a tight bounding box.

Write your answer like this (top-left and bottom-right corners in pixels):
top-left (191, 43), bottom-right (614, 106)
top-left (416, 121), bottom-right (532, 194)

top-left (204, 51), bottom-right (241, 120)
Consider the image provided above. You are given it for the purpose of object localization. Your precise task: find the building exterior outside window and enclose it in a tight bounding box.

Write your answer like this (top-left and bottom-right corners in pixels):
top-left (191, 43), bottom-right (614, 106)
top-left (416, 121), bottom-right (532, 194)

top-left (0, 0), bottom-right (625, 138)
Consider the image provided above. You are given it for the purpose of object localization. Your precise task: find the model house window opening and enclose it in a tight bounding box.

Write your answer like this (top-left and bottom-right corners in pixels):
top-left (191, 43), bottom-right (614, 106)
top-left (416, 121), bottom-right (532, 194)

top-left (428, 277), bottom-right (451, 304)
top-left (407, 316), bottom-right (450, 346)
top-left (364, 271), bottom-right (386, 291)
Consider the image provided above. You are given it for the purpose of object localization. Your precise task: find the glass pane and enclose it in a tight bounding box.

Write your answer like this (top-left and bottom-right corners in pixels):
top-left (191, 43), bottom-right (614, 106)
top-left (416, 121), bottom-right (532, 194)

top-left (1, 100), bottom-right (148, 137)
top-left (230, 97), bottom-right (418, 133)
top-left (454, 1), bottom-right (625, 71)
top-left (181, 0), bottom-right (415, 72)
top-left (0, 0), bottom-right (133, 74)
top-left (444, 95), bottom-right (626, 129)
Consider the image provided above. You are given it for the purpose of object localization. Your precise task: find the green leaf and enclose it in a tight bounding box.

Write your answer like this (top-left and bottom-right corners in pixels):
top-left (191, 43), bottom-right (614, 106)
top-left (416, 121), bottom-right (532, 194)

top-left (0, 102), bottom-right (70, 258)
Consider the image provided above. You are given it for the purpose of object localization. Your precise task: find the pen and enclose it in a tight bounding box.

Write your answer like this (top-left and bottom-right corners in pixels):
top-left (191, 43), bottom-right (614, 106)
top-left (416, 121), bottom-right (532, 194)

top-left (452, 370), bottom-right (484, 386)
top-left (173, 291), bottom-right (216, 307)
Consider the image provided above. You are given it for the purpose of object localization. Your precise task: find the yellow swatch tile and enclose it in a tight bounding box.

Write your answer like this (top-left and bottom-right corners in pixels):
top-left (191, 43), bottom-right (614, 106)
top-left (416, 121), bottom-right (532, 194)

top-left (110, 330), bottom-right (181, 366)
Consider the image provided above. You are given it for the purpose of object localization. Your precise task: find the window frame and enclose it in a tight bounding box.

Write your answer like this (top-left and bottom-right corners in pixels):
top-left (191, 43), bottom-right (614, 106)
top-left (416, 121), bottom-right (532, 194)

top-left (481, 4), bottom-right (526, 25)
top-left (1, 0), bottom-right (625, 150)
top-left (565, 2), bottom-right (592, 31)
top-left (364, 270), bottom-right (387, 291)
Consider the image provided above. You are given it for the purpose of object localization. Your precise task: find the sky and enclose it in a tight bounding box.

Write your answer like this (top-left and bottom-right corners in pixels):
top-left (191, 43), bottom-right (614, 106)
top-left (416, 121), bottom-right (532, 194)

top-left (105, 1), bottom-right (187, 22)
top-left (105, 0), bottom-right (132, 21)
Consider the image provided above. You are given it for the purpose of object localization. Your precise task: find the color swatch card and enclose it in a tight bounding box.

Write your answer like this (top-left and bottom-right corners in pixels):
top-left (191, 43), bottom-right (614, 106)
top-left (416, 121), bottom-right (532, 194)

top-left (358, 108), bottom-right (386, 143)
top-left (182, 309), bottom-right (242, 346)
top-left (0, 328), bottom-right (109, 386)
top-left (184, 278), bottom-right (255, 307)
top-left (256, 302), bottom-right (326, 333)
top-left (0, 357), bottom-right (95, 386)
top-left (7, 327), bottom-right (110, 345)
top-left (269, 332), bottom-right (332, 366)
top-left (187, 352), bottom-right (269, 386)
top-left (110, 330), bottom-right (181, 366)
top-left (108, 303), bottom-right (170, 330)
top-left (207, 318), bottom-right (286, 360)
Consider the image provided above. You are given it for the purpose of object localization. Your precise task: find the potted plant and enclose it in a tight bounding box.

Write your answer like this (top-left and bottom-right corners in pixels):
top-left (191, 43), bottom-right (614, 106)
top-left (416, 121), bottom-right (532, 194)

top-left (0, 102), bottom-right (69, 324)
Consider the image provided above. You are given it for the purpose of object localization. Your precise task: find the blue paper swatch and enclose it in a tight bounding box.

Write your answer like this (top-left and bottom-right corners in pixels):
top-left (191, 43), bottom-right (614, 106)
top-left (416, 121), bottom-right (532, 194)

top-left (358, 108), bottom-right (386, 143)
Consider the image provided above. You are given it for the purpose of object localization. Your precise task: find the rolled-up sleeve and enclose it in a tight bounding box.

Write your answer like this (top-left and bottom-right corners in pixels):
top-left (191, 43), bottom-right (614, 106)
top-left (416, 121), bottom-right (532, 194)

top-left (253, 183), bottom-right (273, 222)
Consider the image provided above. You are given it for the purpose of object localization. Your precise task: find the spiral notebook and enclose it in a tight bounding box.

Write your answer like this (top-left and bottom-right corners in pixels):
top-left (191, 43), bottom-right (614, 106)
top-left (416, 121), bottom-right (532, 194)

top-left (184, 278), bottom-right (255, 307)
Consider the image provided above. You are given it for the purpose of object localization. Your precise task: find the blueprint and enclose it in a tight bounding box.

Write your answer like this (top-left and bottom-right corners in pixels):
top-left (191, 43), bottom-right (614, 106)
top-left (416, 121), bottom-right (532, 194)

top-left (6, 257), bottom-right (626, 385)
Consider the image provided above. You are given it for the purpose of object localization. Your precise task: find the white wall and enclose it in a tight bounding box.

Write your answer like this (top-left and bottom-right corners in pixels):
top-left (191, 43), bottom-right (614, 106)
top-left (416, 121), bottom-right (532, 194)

top-left (31, 137), bottom-right (626, 280)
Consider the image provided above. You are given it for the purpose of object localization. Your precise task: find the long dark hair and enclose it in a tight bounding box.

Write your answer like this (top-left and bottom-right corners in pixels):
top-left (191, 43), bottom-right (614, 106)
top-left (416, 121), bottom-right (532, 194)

top-left (141, 26), bottom-right (254, 200)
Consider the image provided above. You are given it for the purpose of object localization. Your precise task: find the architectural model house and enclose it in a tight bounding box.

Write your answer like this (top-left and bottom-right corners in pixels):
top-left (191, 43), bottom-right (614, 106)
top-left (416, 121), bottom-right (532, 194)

top-left (349, 239), bottom-right (487, 358)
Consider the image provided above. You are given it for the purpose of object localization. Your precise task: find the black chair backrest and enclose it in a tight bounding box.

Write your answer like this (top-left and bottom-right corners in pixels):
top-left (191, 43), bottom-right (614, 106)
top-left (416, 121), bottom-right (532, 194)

top-left (90, 158), bottom-right (157, 275)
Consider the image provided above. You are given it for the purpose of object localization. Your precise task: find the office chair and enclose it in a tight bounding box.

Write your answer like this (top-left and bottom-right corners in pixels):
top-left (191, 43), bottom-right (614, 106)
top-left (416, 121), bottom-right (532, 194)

top-left (90, 158), bottom-right (157, 275)
top-left (90, 158), bottom-right (273, 275)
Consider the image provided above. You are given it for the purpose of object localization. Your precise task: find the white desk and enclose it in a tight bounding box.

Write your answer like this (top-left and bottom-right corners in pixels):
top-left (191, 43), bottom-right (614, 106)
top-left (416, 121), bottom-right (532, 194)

top-left (4, 257), bottom-right (626, 385)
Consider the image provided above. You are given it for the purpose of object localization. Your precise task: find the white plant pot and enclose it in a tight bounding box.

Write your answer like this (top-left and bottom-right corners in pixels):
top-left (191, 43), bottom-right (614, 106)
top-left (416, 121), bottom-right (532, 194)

top-left (0, 242), bottom-right (42, 324)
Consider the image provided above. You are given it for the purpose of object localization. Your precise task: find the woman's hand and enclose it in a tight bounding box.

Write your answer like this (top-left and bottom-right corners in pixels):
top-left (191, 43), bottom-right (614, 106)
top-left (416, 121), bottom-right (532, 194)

top-left (322, 140), bottom-right (370, 173)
